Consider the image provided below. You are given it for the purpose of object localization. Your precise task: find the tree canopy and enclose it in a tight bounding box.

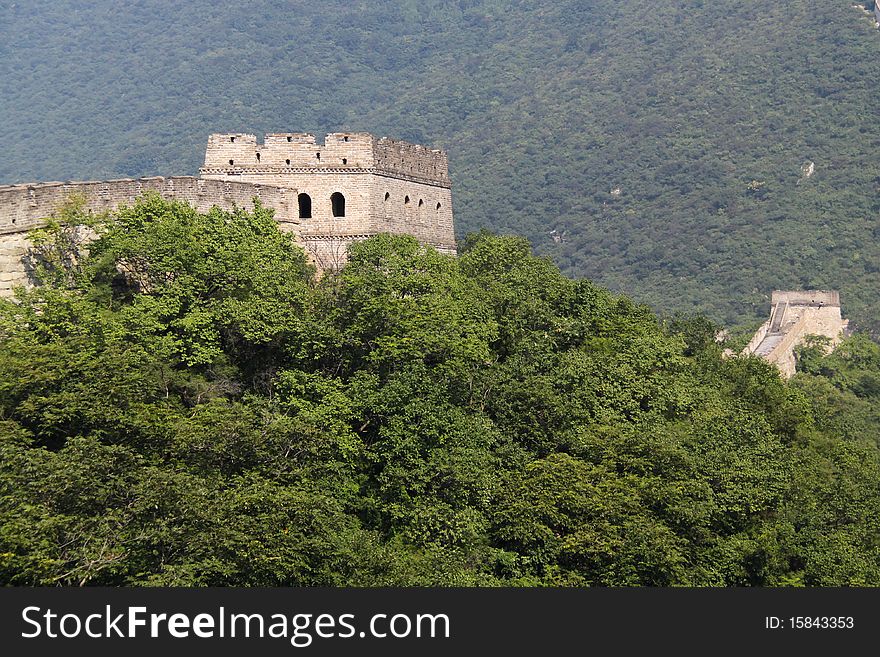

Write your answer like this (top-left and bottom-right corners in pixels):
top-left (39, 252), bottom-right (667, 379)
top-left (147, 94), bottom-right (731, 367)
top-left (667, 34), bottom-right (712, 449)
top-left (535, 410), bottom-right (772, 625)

top-left (1, 196), bottom-right (878, 586)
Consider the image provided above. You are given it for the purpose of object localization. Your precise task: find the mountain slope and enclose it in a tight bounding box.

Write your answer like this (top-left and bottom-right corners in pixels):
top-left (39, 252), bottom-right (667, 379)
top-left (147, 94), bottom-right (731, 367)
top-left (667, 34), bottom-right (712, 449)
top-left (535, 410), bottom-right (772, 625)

top-left (1, 0), bottom-right (878, 330)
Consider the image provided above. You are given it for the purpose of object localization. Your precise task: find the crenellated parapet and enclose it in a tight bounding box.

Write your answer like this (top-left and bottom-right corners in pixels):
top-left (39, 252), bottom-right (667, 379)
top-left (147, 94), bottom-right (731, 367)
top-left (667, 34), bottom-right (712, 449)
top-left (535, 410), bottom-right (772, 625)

top-left (200, 132), bottom-right (450, 187)
top-left (0, 130), bottom-right (458, 296)
top-left (372, 136), bottom-right (450, 185)
top-left (0, 176), bottom-right (299, 236)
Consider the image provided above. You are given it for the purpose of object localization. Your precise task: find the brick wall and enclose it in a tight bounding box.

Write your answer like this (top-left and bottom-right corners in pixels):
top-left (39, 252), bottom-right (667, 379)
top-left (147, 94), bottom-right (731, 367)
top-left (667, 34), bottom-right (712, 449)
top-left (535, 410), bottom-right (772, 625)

top-left (200, 132), bottom-right (457, 254)
top-left (0, 232), bottom-right (32, 297)
top-left (0, 132), bottom-right (459, 298)
top-left (770, 290), bottom-right (840, 307)
top-left (201, 133), bottom-right (450, 187)
top-left (372, 137), bottom-right (450, 184)
top-left (0, 176), bottom-right (299, 298)
top-left (0, 176), bottom-right (298, 234)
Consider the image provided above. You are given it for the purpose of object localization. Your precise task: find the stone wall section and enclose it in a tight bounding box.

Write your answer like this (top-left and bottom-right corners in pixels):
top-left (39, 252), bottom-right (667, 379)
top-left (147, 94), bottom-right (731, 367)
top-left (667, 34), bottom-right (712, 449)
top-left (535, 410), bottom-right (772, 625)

top-left (200, 132), bottom-right (457, 261)
top-left (742, 290), bottom-right (849, 378)
top-left (203, 132), bottom-right (379, 171)
top-left (369, 174), bottom-right (454, 250)
top-left (293, 173), bottom-right (455, 271)
top-left (0, 176), bottom-right (299, 298)
top-left (1, 132), bottom-right (458, 296)
top-left (201, 169), bottom-right (376, 236)
top-left (201, 132), bottom-right (450, 187)
top-left (372, 137), bottom-right (450, 184)
top-left (0, 176), bottom-right (298, 233)
top-left (770, 290), bottom-right (839, 307)
top-left (0, 232), bottom-right (32, 297)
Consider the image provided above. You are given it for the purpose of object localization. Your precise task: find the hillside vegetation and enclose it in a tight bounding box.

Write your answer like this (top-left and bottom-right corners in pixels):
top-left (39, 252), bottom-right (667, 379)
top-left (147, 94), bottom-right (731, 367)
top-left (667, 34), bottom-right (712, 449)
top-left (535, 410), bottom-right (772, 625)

top-left (1, 198), bottom-right (879, 586)
top-left (1, 1), bottom-right (879, 331)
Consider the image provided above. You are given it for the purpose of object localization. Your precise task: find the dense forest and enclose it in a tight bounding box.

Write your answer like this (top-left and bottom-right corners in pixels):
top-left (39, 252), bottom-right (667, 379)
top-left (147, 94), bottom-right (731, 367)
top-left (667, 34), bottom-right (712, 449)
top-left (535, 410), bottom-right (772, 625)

top-left (1, 197), bottom-right (879, 586)
top-left (1, 1), bottom-right (879, 332)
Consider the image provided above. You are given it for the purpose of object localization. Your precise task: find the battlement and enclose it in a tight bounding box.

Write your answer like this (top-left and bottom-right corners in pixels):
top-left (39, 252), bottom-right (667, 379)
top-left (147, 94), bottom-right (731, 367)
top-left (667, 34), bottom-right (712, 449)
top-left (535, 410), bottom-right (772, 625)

top-left (770, 290), bottom-right (840, 307)
top-left (0, 176), bottom-right (299, 236)
top-left (0, 129), bottom-right (458, 296)
top-left (201, 132), bottom-right (450, 186)
top-left (373, 136), bottom-right (450, 184)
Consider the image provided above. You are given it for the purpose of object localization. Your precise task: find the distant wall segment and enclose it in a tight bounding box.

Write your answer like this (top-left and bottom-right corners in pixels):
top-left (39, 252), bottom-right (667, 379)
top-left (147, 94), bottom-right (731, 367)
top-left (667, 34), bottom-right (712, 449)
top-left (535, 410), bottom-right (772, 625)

top-left (770, 290), bottom-right (839, 307)
top-left (742, 289), bottom-right (849, 378)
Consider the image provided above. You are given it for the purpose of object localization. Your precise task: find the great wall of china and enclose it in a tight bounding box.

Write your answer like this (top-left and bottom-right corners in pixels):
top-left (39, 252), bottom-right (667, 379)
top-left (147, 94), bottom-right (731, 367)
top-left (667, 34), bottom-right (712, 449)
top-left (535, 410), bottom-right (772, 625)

top-left (740, 290), bottom-right (849, 378)
top-left (0, 133), bottom-right (852, 377)
top-left (0, 131), bottom-right (457, 296)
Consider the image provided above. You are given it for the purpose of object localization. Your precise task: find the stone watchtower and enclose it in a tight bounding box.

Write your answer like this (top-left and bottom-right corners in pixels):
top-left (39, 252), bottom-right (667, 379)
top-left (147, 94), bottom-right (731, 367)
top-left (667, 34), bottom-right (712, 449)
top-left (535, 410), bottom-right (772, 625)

top-left (742, 290), bottom-right (849, 378)
top-left (199, 132), bottom-right (457, 270)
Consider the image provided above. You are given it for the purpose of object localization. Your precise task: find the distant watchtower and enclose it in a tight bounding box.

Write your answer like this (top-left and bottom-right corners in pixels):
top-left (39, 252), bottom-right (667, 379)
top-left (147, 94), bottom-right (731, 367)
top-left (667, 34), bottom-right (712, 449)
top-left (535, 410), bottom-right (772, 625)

top-left (742, 290), bottom-right (849, 378)
top-left (199, 132), bottom-right (456, 270)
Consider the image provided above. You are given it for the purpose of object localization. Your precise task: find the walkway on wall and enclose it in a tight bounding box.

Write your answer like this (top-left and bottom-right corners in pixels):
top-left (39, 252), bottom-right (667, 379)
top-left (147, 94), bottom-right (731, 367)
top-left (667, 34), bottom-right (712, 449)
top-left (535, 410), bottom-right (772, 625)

top-left (750, 301), bottom-right (789, 357)
top-left (768, 301), bottom-right (788, 333)
top-left (753, 334), bottom-right (784, 357)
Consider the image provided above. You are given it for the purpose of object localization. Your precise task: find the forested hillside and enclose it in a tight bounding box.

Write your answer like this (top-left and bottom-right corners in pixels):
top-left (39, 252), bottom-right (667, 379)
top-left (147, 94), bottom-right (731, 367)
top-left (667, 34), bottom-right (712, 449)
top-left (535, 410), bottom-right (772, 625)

top-left (2, 197), bottom-right (879, 586)
top-left (1, 1), bottom-right (879, 330)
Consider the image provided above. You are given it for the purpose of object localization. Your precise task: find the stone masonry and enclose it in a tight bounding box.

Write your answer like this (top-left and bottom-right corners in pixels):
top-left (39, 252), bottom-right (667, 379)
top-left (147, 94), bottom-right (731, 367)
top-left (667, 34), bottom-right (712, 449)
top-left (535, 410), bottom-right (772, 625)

top-left (0, 132), bottom-right (457, 296)
top-left (199, 132), bottom-right (456, 270)
top-left (742, 290), bottom-right (849, 378)
top-left (0, 176), bottom-right (299, 297)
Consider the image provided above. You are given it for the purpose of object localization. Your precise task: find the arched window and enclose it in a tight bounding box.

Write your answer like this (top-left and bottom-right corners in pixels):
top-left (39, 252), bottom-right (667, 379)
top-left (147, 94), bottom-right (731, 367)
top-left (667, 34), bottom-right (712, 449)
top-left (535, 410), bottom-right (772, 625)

top-left (404, 195), bottom-right (410, 205)
top-left (418, 199), bottom-right (425, 223)
top-left (298, 193), bottom-right (312, 219)
top-left (331, 192), bottom-right (345, 218)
